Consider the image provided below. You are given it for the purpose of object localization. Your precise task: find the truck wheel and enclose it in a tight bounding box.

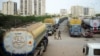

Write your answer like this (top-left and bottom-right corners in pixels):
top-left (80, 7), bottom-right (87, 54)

top-left (70, 35), bottom-right (73, 37)
top-left (44, 38), bottom-right (48, 46)
top-left (78, 35), bottom-right (81, 37)
top-left (46, 39), bottom-right (48, 46)
top-left (27, 54), bottom-right (33, 56)
top-left (50, 34), bottom-right (52, 36)
top-left (48, 34), bottom-right (52, 36)
top-left (38, 43), bottom-right (44, 56)
top-left (43, 40), bottom-right (47, 52)
top-left (69, 33), bottom-right (73, 37)
top-left (44, 37), bottom-right (48, 46)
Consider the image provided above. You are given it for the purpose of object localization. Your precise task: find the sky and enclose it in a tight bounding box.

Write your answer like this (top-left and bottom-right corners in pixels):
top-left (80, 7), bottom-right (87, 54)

top-left (0, 0), bottom-right (100, 14)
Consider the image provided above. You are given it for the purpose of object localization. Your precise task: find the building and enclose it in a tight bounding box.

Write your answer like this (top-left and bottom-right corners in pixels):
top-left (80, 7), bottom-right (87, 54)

top-left (34, 0), bottom-right (45, 16)
top-left (17, 10), bottom-right (20, 15)
top-left (20, 0), bottom-right (33, 16)
top-left (2, 0), bottom-right (17, 15)
top-left (89, 8), bottom-right (95, 16)
top-left (84, 8), bottom-right (95, 17)
top-left (71, 6), bottom-right (95, 17)
top-left (20, 0), bottom-right (46, 16)
top-left (71, 6), bottom-right (84, 17)
top-left (60, 9), bottom-right (67, 17)
top-left (84, 8), bottom-right (89, 16)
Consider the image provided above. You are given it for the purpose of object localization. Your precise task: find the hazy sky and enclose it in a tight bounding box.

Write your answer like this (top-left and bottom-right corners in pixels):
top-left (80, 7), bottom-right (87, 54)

top-left (0, 0), bottom-right (100, 14)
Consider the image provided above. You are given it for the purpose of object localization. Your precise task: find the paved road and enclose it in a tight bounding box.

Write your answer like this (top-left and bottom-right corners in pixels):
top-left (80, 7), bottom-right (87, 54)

top-left (43, 20), bottom-right (100, 56)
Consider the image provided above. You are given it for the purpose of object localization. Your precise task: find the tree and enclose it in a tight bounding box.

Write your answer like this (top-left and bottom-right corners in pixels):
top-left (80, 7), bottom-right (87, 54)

top-left (96, 14), bottom-right (100, 16)
top-left (0, 15), bottom-right (52, 29)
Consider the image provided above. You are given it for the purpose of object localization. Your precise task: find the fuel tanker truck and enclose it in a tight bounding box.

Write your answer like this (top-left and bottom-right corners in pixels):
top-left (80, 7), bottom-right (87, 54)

top-left (44, 18), bottom-right (55, 35)
top-left (82, 17), bottom-right (100, 33)
top-left (2, 22), bottom-right (48, 56)
top-left (44, 18), bottom-right (60, 35)
top-left (68, 18), bottom-right (82, 37)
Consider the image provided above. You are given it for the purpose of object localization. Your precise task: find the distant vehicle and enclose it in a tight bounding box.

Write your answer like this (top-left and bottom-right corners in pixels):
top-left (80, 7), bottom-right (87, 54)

top-left (44, 18), bottom-right (55, 25)
top-left (83, 43), bottom-right (100, 56)
top-left (2, 22), bottom-right (48, 56)
top-left (46, 23), bottom-right (54, 35)
top-left (44, 18), bottom-right (55, 35)
top-left (68, 18), bottom-right (82, 37)
top-left (82, 18), bottom-right (100, 34)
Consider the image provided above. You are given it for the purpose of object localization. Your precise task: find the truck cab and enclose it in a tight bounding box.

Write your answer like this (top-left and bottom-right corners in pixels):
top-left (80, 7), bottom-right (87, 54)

top-left (83, 43), bottom-right (100, 56)
top-left (69, 18), bottom-right (82, 37)
top-left (69, 25), bottom-right (82, 36)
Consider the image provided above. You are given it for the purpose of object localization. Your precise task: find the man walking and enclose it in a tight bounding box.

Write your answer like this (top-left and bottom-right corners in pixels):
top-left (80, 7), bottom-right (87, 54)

top-left (58, 29), bottom-right (61, 40)
top-left (54, 31), bottom-right (57, 39)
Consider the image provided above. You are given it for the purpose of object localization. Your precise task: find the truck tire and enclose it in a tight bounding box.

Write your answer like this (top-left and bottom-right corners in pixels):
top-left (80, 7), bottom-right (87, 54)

top-left (50, 34), bottom-right (52, 36)
top-left (70, 35), bottom-right (73, 37)
top-left (69, 33), bottom-right (73, 37)
top-left (78, 35), bottom-right (81, 37)
top-left (43, 37), bottom-right (48, 52)
top-left (48, 34), bottom-right (52, 36)
top-left (45, 37), bottom-right (48, 46)
top-left (38, 42), bottom-right (44, 56)
top-left (43, 40), bottom-right (47, 52)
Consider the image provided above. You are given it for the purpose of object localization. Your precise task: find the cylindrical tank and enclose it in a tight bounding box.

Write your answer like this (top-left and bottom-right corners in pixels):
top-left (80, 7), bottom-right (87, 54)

top-left (69, 18), bottom-right (82, 25)
top-left (3, 22), bottom-right (46, 54)
top-left (82, 18), bottom-right (90, 25)
top-left (44, 18), bottom-right (55, 25)
top-left (83, 18), bottom-right (100, 27)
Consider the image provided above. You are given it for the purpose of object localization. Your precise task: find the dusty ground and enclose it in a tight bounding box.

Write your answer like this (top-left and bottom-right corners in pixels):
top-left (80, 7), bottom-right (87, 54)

top-left (43, 20), bottom-right (100, 56)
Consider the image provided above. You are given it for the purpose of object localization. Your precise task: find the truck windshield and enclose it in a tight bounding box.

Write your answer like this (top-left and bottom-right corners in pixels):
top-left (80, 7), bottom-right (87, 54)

top-left (94, 49), bottom-right (100, 55)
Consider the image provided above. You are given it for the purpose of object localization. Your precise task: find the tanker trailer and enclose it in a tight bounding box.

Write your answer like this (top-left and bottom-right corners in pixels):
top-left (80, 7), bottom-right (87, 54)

top-left (82, 18), bottom-right (91, 29)
top-left (3, 22), bottom-right (48, 56)
top-left (82, 18), bottom-right (100, 33)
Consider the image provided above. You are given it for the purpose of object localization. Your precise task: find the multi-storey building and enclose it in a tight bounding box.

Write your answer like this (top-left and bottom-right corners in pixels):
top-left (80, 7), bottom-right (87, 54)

top-left (71, 6), bottom-right (95, 17)
top-left (89, 8), bottom-right (95, 16)
top-left (84, 8), bottom-right (95, 16)
top-left (2, 0), bottom-right (17, 15)
top-left (60, 9), bottom-right (67, 17)
top-left (20, 0), bottom-right (33, 16)
top-left (34, 0), bottom-right (45, 16)
top-left (71, 6), bottom-right (84, 17)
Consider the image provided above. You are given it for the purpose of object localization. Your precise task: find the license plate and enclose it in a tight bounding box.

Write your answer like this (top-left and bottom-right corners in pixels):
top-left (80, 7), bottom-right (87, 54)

top-left (74, 32), bottom-right (78, 35)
